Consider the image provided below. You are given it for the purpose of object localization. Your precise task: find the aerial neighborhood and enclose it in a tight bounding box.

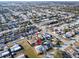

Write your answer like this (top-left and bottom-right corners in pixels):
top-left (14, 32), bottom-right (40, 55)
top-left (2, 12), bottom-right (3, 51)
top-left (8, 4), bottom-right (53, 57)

top-left (0, 1), bottom-right (79, 58)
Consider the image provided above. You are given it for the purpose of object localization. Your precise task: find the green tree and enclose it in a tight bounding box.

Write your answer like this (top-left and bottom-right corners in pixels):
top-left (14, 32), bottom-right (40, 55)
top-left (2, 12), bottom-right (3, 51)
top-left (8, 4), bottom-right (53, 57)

top-left (53, 49), bottom-right (63, 58)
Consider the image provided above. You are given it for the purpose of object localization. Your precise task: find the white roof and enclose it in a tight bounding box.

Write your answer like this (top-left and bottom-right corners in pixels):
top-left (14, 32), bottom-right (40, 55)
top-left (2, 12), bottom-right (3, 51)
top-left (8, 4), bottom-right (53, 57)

top-left (2, 51), bottom-right (9, 56)
top-left (10, 44), bottom-right (21, 51)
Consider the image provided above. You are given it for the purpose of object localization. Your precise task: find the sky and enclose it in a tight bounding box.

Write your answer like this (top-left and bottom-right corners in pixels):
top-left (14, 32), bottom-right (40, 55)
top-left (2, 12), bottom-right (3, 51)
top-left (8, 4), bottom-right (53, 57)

top-left (0, 0), bottom-right (79, 1)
